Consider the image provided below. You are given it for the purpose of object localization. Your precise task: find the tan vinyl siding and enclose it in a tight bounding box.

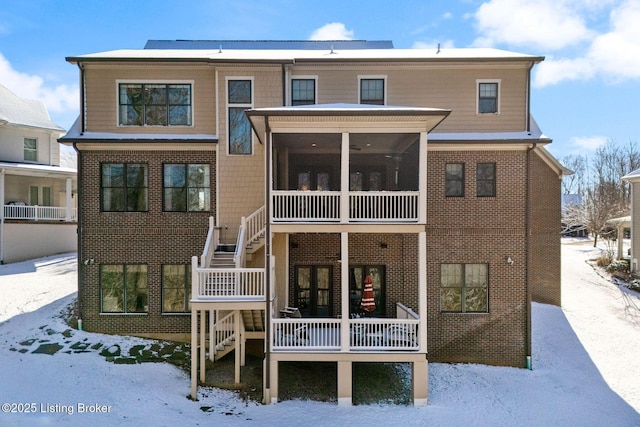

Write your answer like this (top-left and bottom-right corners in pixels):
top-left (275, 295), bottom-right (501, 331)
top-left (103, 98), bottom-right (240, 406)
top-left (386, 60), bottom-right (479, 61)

top-left (216, 66), bottom-right (282, 239)
top-left (291, 62), bottom-right (530, 132)
top-left (83, 63), bottom-right (216, 135)
top-left (632, 183), bottom-right (640, 272)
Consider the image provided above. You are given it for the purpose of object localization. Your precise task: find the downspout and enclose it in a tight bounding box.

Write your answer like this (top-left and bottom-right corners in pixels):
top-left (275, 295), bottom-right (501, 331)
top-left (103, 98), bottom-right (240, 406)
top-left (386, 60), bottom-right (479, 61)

top-left (74, 62), bottom-right (85, 331)
top-left (281, 64), bottom-right (287, 106)
top-left (525, 142), bottom-right (537, 369)
top-left (264, 116), bottom-right (272, 403)
top-left (526, 62), bottom-right (534, 132)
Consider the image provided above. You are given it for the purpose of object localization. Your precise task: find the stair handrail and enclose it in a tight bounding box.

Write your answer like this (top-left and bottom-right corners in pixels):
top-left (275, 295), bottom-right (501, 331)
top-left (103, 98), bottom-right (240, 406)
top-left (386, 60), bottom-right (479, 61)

top-left (234, 218), bottom-right (247, 268)
top-left (213, 311), bottom-right (236, 357)
top-left (200, 216), bottom-right (217, 268)
top-left (245, 205), bottom-right (266, 246)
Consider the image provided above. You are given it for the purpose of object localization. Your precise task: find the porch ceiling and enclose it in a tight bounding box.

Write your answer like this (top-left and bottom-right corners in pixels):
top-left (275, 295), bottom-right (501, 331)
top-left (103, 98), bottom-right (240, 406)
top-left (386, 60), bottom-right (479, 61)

top-left (246, 103), bottom-right (451, 145)
top-left (273, 132), bottom-right (419, 154)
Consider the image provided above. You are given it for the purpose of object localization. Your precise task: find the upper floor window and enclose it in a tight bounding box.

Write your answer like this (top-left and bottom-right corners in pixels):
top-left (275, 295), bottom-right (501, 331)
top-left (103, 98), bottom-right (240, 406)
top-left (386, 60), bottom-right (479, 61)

top-left (477, 81), bottom-right (499, 114)
top-left (440, 263), bottom-right (488, 313)
top-left (119, 83), bottom-right (192, 126)
top-left (24, 138), bottom-right (37, 162)
top-left (359, 77), bottom-right (385, 105)
top-left (163, 163), bottom-right (210, 212)
top-left (100, 264), bottom-right (148, 313)
top-left (228, 79), bottom-right (253, 155)
top-left (445, 163), bottom-right (464, 197)
top-left (101, 163), bottom-right (148, 212)
top-left (291, 78), bottom-right (316, 106)
top-left (477, 163), bottom-right (496, 197)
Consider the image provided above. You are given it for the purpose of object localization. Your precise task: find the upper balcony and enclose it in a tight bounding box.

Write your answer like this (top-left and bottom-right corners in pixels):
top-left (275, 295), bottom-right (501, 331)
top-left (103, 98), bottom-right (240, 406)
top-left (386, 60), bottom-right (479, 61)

top-left (247, 104), bottom-right (450, 226)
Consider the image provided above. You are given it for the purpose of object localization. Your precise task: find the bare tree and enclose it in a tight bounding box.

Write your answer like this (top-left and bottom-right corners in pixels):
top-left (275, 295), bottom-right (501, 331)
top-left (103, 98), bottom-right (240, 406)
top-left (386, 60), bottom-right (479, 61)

top-left (561, 139), bottom-right (637, 246)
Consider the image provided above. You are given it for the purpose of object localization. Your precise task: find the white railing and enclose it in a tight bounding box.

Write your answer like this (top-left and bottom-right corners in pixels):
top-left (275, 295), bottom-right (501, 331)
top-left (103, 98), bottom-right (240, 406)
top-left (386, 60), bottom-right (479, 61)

top-left (271, 318), bottom-right (419, 352)
top-left (200, 217), bottom-right (217, 268)
top-left (396, 302), bottom-right (419, 320)
top-left (192, 261), bottom-right (265, 301)
top-left (234, 224), bottom-right (246, 268)
top-left (245, 206), bottom-right (266, 245)
top-left (350, 318), bottom-right (419, 351)
top-left (350, 191), bottom-right (418, 222)
top-left (3, 205), bottom-right (77, 221)
top-left (213, 311), bottom-right (236, 355)
top-left (272, 318), bottom-right (341, 351)
top-left (272, 191), bottom-right (340, 222)
top-left (270, 191), bottom-right (419, 223)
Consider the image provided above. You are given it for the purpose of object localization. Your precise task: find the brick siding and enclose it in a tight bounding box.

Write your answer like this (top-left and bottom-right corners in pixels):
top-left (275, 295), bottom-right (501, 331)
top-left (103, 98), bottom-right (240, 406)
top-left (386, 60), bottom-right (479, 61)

top-left (77, 149), bottom-right (216, 335)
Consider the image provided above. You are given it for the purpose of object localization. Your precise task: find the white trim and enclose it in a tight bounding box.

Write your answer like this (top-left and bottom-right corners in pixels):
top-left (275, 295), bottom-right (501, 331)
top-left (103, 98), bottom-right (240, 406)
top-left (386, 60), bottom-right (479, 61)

top-left (23, 136), bottom-right (38, 163)
top-left (226, 76), bottom-right (255, 156)
top-left (357, 75), bottom-right (387, 105)
top-left (476, 79), bottom-right (501, 115)
top-left (289, 75), bottom-right (318, 106)
top-left (115, 79), bottom-right (195, 128)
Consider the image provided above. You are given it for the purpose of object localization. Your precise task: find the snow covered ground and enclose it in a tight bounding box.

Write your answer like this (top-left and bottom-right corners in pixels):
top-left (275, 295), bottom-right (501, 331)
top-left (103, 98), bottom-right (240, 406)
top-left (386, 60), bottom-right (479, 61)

top-left (0, 241), bottom-right (638, 426)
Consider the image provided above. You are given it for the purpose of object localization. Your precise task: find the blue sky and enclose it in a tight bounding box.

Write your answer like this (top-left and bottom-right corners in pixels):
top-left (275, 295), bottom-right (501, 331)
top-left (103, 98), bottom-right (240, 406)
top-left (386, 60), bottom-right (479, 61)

top-left (1, 0), bottom-right (638, 159)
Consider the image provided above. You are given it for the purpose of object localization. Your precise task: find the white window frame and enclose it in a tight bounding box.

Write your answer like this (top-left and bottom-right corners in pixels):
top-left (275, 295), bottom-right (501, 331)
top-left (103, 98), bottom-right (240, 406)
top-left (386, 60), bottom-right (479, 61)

top-left (290, 76), bottom-right (318, 106)
top-left (476, 79), bottom-right (501, 115)
top-left (115, 79), bottom-right (195, 127)
top-left (358, 75), bottom-right (387, 105)
top-left (226, 76), bottom-right (254, 156)
top-left (24, 137), bottom-right (38, 162)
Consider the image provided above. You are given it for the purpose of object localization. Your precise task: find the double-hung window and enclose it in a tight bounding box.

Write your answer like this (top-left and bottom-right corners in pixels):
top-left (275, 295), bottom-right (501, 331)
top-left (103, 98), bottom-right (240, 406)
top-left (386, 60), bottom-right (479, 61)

top-left (440, 263), bottom-right (488, 313)
top-left (228, 79), bottom-right (253, 155)
top-left (24, 138), bottom-right (37, 162)
top-left (477, 163), bottom-right (496, 197)
top-left (359, 77), bottom-right (385, 105)
top-left (119, 83), bottom-right (192, 126)
top-left (477, 81), bottom-right (499, 114)
top-left (291, 78), bottom-right (316, 106)
top-left (162, 264), bottom-right (191, 313)
top-left (100, 264), bottom-right (148, 313)
top-left (445, 163), bottom-right (464, 197)
top-left (101, 163), bottom-right (148, 212)
top-left (163, 164), bottom-right (210, 212)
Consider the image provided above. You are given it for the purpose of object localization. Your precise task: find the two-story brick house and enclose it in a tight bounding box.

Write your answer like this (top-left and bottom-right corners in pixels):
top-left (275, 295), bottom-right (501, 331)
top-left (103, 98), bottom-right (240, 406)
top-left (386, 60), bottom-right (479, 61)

top-left (60, 40), bottom-right (567, 406)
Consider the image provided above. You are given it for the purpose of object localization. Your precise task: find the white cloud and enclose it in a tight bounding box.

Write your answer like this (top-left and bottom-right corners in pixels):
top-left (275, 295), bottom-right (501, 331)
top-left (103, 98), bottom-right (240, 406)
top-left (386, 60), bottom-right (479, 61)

top-left (471, 0), bottom-right (640, 86)
top-left (0, 52), bottom-right (78, 115)
top-left (309, 23), bottom-right (354, 40)
top-left (472, 0), bottom-right (596, 50)
top-left (568, 136), bottom-right (609, 152)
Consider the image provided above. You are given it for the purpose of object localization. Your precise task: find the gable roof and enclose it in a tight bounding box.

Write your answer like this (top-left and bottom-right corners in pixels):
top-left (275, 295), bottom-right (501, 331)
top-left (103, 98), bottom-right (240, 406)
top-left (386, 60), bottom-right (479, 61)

top-left (0, 84), bottom-right (64, 132)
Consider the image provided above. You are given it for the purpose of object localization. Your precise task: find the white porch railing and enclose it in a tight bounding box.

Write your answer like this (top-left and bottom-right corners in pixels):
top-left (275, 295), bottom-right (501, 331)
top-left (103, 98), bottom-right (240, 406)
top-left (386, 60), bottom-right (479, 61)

top-left (213, 311), bottom-right (236, 354)
top-left (200, 217), bottom-right (217, 268)
top-left (272, 191), bottom-right (340, 222)
top-left (3, 205), bottom-right (77, 221)
top-left (350, 318), bottom-right (419, 351)
top-left (350, 191), bottom-right (418, 222)
top-left (271, 318), bottom-right (419, 352)
top-left (192, 259), bottom-right (266, 301)
top-left (272, 318), bottom-right (341, 351)
top-left (271, 191), bottom-right (419, 223)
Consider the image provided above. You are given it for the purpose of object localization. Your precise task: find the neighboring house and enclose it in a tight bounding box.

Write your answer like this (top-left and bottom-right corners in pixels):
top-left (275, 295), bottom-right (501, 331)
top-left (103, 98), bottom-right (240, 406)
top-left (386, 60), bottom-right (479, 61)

top-left (60, 40), bottom-right (568, 406)
top-left (0, 84), bottom-right (77, 264)
top-left (623, 169), bottom-right (640, 272)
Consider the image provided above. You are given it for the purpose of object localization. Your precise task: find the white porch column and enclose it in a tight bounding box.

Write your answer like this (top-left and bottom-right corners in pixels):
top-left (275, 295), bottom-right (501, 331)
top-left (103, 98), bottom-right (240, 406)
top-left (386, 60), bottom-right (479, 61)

top-left (418, 132), bottom-right (428, 224)
top-left (419, 231), bottom-right (427, 352)
top-left (340, 132), bottom-right (350, 223)
top-left (65, 177), bottom-right (72, 222)
top-left (0, 169), bottom-right (5, 264)
top-left (340, 232), bottom-right (350, 351)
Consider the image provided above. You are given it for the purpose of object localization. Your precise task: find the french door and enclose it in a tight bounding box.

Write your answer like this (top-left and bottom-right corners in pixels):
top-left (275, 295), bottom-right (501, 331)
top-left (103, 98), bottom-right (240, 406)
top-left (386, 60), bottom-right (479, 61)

top-left (294, 266), bottom-right (332, 317)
